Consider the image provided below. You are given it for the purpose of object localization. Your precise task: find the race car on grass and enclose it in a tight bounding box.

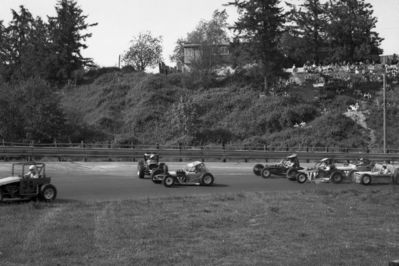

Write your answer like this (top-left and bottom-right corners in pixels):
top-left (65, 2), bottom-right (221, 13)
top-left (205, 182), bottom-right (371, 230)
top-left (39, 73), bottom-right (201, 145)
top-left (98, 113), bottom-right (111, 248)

top-left (137, 153), bottom-right (168, 179)
top-left (152, 161), bottom-right (215, 188)
top-left (253, 154), bottom-right (303, 180)
top-left (0, 162), bottom-right (57, 202)
top-left (296, 158), bottom-right (350, 184)
top-left (353, 164), bottom-right (399, 185)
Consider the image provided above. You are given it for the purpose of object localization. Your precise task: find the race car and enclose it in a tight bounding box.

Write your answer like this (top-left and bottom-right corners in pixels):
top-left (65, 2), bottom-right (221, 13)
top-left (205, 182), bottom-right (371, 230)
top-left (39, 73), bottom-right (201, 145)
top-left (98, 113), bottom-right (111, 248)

top-left (253, 154), bottom-right (303, 180)
top-left (137, 153), bottom-right (168, 179)
top-left (152, 161), bottom-right (215, 188)
top-left (296, 158), bottom-right (348, 184)
top-left (353, 164), bottom-right (399, 185)
top-left (344, 157), bottom-right (375, 179)
top-left (0, 162), bottom-right (57, 202)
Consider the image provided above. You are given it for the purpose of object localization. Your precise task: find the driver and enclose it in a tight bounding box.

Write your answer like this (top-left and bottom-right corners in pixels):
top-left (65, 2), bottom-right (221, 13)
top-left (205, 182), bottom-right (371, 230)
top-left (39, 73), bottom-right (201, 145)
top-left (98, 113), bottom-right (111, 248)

top-left (25, 165), bottom-right (39, 179)
top-left (319, 158), bottom-right (333, 171)
top-left (380, 165), bottom-right (391, 175)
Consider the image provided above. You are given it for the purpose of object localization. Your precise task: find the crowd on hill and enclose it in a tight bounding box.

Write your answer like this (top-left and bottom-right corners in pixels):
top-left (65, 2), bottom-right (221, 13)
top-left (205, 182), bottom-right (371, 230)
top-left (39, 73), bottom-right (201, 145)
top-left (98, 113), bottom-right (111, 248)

top-left (291, 61), bottom-right (399, 82)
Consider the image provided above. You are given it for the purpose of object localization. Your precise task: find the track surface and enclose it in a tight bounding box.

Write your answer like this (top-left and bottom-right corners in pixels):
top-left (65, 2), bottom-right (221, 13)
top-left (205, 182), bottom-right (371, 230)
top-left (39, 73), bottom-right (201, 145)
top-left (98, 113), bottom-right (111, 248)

top-left (0, 162), bottom-right (395, 201)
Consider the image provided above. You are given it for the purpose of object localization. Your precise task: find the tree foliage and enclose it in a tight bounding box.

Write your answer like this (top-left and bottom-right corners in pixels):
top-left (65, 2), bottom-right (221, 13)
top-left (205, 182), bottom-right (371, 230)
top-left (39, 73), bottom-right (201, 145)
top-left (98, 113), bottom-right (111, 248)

top-left (326, 0), bottom-right (383, 63)
top-left (286, 0), bottom-right (328, 64)
top-left (123, 32), bottom-right (163, 72)
top-left (48, 0), bottom-right (97, 84)
top-left (0, 78), bottom-right (67, 142)
top-left (227, 0), bottom-right (286, 91)
top-left (0, 1), bottom-right (96, 85)
top-left (171, 10), bottom-right (230, 71)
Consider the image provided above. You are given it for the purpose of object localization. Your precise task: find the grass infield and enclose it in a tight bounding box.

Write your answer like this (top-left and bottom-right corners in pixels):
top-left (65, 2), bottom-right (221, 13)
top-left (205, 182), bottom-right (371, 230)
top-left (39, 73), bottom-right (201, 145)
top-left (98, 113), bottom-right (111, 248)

top-left (1, 188), bottom-right (399, 265)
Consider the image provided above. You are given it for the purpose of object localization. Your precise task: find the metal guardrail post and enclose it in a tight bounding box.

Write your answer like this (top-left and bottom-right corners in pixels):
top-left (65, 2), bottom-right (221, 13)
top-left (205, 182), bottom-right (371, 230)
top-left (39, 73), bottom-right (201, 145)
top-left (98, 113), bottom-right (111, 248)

top-left (222, 143), bottom-right (226, 162)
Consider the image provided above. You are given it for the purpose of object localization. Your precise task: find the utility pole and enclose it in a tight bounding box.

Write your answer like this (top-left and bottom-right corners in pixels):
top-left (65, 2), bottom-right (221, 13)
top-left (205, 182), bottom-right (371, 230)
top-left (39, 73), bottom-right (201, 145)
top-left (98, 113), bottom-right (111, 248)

top-left (383, 73), bottom-right (387, 154)
top-left (118, 55), bottom-right (121, 68)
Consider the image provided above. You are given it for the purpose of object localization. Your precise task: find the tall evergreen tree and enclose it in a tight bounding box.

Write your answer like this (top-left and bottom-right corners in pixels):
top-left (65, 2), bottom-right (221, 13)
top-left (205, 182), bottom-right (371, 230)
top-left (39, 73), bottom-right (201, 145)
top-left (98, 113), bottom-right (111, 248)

top-left (48, 0), bottom-right (97, 84)
top-left (287, 0), bottom-right (329, 64)
top-left (227, 0), bottom-right (286, 92)
top-left (326, 0), bottom-right (383, 62)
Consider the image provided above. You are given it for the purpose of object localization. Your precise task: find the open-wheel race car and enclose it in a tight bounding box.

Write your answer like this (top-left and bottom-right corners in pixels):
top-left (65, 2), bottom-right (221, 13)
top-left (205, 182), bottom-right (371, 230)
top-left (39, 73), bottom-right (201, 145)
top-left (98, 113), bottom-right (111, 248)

top-left (353, 164), bottom-right (399, 185)
top-left (296, 158), bottom-right (350, 184)
top-left (253, 154), bottom-right (303, 180)
top-left (152, 161), bottom-right (215, 188)
top-left (137, 153), bottom-right (168, 179)
top-left (0, 162), bottom-right (57, 202)
top-left (343, 157), bottom-right (375, 179)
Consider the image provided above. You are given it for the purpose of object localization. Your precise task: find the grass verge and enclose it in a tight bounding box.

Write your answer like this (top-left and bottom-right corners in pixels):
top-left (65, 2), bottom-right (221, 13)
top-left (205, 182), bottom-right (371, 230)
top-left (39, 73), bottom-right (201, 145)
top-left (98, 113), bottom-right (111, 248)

top-left (1, 188), bottom-right (399, 265)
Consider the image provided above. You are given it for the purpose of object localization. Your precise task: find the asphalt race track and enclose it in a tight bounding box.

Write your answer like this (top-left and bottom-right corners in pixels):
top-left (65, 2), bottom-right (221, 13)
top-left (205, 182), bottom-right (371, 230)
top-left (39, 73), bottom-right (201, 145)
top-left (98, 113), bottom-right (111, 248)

top-left (0, 162), bottom-right (394, 201)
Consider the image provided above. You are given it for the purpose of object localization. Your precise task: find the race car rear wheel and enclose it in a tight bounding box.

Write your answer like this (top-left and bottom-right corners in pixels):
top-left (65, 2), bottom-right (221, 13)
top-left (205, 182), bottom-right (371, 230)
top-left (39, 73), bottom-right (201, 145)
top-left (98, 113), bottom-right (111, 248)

top-left (361, 175), bottom-right (372, 185)
top-left (40, 184), bottom-right (57, 202)
top-left (137, 161), bottom-right (145, 179)
top-left (286, 168), bottom-right (298, 181)
top-left (151, 169), bottom-right (163, 184)
top-left (297, 173), bottom-right (307, 184)
top-left (331, 172), bottom-right (344, 184)
top-left (201, 174), bottom-right (214, 186)
top-left (261, 168), bottom-right (271, 178)
top-left (253, 164), bottom-right (264, 176)
top-left (163, 175), bottom-right (175, 187)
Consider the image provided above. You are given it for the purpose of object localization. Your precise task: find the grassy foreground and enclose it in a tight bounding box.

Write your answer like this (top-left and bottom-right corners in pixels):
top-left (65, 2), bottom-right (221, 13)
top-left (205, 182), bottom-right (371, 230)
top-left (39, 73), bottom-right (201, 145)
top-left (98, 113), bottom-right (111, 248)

top-left (1, 188), bottom-right (399, 265)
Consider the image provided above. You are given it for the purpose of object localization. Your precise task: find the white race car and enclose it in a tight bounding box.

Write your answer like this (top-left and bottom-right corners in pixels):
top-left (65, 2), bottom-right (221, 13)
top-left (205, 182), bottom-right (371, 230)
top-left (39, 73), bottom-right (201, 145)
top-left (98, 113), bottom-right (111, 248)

top-left (152, 161), bottom-right (215, 188)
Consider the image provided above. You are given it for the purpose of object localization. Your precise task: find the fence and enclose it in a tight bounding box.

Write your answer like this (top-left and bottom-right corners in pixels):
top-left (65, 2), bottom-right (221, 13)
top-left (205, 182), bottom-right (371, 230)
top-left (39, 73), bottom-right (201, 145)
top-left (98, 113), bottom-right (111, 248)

top-left (0, 142), bottom-right (398, 162)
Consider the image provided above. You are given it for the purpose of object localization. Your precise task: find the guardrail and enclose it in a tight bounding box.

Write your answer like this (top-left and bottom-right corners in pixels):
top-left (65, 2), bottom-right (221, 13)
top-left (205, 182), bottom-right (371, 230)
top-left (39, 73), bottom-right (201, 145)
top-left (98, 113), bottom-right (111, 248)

top-left (0, 145), bottom-right (398, 162)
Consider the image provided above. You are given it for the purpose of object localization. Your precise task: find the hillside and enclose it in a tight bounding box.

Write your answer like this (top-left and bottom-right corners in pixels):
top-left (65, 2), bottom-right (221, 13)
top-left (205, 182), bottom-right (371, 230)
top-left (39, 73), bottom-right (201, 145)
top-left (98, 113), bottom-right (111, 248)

top-left (61, 69), bottom-right (399, 150)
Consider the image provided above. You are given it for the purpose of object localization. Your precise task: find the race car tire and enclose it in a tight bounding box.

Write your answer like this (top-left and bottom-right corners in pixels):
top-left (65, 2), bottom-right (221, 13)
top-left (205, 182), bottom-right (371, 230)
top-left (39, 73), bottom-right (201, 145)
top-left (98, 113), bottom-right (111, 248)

top-left (361, 175), bottom-right (372, 185)
top-left (163, 175), bottom-right (175, 188)
top-left (253, 164), bottom-right (264, 176)
top-left (201, 174), bottom-right (214, 186)
top-left (296, 173), bottom-right (307, 184)
top-left (151, 169), bottom-right (163, 184)
top-left (393, 168), bottom-right (399, 185)
top-left (286, 168), bottom-right (298, 181)
top-left (261, 168), bottom-right (271, 178)
top-left (137, 161), bottom-right (145, 179)
top-left (331, 172), bottom-right (344, 184)
top-left (40, 184), bottom-right (57, 202)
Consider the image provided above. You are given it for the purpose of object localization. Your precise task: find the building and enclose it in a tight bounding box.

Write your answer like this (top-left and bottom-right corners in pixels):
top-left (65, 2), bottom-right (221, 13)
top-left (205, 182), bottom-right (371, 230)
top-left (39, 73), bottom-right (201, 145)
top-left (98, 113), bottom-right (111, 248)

top-left (183, 43), bottom-right (230, 72)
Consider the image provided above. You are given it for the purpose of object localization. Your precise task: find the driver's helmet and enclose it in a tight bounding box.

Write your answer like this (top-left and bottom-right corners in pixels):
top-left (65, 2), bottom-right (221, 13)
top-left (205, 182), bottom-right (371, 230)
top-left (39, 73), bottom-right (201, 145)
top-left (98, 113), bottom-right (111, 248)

top-left (29, 165), bottom-right (36, 170)
top-left (287, 154), bottom-right (297, 160)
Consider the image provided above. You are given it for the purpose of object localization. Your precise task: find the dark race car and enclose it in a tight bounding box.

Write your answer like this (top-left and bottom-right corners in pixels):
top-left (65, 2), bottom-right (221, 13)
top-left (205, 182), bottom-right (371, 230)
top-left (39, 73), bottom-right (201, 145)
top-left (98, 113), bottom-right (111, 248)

top-left (253, 154), bottom-right (303, 180)
top-left (137, 153), bottom-right (168, 180)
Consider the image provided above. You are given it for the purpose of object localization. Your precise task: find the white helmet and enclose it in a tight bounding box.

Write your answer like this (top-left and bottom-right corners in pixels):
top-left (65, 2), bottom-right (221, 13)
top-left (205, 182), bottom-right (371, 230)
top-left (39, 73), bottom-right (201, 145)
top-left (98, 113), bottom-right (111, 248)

top-left (29, 165), bottom-right (36, 170)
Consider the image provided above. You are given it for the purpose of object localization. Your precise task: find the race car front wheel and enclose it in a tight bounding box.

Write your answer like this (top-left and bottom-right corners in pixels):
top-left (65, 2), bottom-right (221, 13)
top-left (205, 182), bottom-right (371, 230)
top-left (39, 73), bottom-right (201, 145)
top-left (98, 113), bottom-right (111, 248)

top-left (40, 184), bottom-right (57, 202)
top-left (361, 175), bottom-right (372, 185)
top-left (261, 168), bottom-right (271, 178)
top-left (163, 175), bottom-right (175, 187)
top-left (253, 164), bottom-right (264, 176)
top-left (297, 173), bottom-right (307, 184)
top-left (201, 174), bottom-right (214, 186)
top-left (286, 168), bottom-right (298, 181)
top-left (331, 172), bottom-right (344, 184)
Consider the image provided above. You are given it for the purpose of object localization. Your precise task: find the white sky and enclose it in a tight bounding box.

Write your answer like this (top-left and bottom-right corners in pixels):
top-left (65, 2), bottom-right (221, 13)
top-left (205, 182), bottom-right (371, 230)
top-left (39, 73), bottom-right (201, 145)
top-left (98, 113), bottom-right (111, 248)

top-left (1, 0), bottom-right (398, 67)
